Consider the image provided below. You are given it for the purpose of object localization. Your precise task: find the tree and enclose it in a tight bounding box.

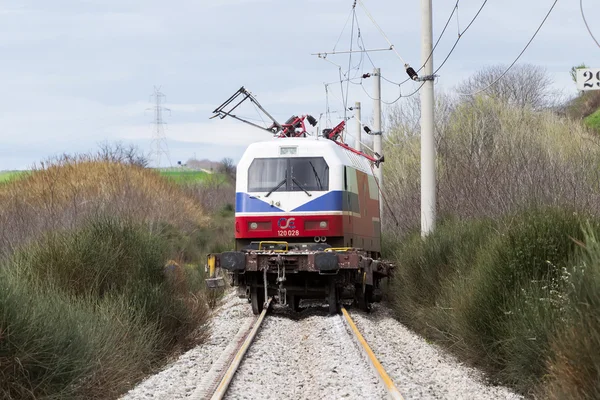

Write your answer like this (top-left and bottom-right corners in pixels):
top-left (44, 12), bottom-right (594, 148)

top-left (218, 157), bottom-right (236, 181)
top-left (570, 63), bottom-right (588, 84)
top-left (96, 141), bottom-right (149, 168)
top-left (455, 64), bottom-right (560, 110)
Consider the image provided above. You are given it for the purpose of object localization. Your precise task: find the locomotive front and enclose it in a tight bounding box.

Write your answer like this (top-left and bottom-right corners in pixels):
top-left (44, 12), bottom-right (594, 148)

top-left (235, 137), bottom-right (345, 249)
top-left (206, 136), bottom-right (392, 314)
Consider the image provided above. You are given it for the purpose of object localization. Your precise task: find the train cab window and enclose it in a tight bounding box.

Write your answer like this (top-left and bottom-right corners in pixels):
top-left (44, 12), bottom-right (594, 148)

top-left (247, 158), bottom-right (287, 192)
top-left (247, 157), bottom-right (329, 192)
top-left (289, 157), bottom-right (329, 191)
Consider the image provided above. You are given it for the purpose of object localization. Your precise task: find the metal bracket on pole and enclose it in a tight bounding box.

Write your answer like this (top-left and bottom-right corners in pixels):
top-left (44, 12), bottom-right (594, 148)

top-left (363, 126), bottom-right (382, 136)
top-left (417, 74), bottom-right (438, 82)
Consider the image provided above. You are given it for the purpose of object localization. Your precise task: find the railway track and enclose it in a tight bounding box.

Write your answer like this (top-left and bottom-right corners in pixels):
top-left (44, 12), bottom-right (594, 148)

top-left (192, 299), bottom-right (403, 400)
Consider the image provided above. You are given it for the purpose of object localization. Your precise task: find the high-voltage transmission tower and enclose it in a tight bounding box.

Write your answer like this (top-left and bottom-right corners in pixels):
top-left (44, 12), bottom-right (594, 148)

top-left (148, 86), bottom-right (171, 168)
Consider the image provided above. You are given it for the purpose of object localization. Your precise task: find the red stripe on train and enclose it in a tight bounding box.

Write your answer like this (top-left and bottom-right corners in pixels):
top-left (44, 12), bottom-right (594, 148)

top-left (235, 215), bottom-right (344, 239)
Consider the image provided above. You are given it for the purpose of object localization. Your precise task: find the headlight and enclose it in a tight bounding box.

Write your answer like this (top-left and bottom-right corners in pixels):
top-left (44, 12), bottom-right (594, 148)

top-left (305, 220), bottom-right (328, 230)
top-left (250, 222), bottom-right (258, 230)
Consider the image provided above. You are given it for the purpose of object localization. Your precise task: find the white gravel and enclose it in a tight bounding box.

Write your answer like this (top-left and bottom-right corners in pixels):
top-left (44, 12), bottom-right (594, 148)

top-left (120, 291), bottom-right (254, 400)
top-left (348, 304), bottom-right (524, 400)
top-left (225, 306), bottom-right (386, 400)
top-left (121, 291), bottom-right (524, 400)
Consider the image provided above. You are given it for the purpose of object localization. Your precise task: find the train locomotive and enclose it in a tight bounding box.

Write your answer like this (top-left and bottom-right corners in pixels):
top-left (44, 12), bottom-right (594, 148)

top-left (206, 87), bottom-right (393, 314)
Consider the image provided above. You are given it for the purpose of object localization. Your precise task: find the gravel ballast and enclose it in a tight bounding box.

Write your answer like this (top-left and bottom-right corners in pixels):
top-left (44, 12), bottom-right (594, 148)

top-left (120, 291), bottom-right (254, 400)
top-left (121, 291), bottom-right (524, 400)
top-left (348, 304), bottom-right (524, 400)
top-left (225, 307), bottom-right (385, 400)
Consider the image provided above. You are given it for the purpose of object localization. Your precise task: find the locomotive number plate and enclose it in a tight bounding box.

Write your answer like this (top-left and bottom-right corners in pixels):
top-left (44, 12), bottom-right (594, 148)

top-left (277, 229), bottom-right (300, 237)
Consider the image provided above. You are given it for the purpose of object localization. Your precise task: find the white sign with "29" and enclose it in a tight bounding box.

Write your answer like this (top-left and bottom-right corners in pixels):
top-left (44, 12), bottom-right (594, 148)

top-left (577, 68), bottom-right (600, 91)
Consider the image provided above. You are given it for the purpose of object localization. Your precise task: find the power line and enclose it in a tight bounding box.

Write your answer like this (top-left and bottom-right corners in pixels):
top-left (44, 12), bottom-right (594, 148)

top-left (333, 7), bottom-right (355, 52)
top-left (455, 0), bottom-right (559, 97)
top-left (580, 0), bottom-right (600, 50)
top-left (357, 0), bottom-right (408, 65)
top-left (359, 80), bottom-right (424, 105)
top-left (432, 0), bottom-right (489, 77)
top-left (343, 5), bottom-right (357, 125)
top-left (356, 0), bottom-right (461, 88)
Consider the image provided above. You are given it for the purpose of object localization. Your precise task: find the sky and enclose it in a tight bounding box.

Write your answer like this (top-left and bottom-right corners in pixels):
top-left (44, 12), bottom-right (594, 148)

top-left (1, 0), bottom-right (598, 170)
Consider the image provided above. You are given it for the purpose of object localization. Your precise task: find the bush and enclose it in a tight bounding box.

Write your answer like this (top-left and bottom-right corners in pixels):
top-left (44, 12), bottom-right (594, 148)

top-left (0, 217), bottom-right (211, 399)
top-left (541, 226), bottom-right (600, 399)
top-left (383, 94), bottom-right (600, 237)
top-left (388, 207), bottom-right (600, 396)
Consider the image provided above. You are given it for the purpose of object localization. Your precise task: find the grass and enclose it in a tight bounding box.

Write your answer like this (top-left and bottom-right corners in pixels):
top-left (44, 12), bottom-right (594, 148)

top-left (584, 108), bottom-right (600, 133)
top-left (158, 168), bottom-right (210, 184)
top-left (387, 207), bottom-right (600, 399)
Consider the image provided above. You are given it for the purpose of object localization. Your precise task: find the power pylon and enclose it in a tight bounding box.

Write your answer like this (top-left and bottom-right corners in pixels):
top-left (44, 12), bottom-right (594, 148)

top-left (148, 86), bottom-right (171, 168)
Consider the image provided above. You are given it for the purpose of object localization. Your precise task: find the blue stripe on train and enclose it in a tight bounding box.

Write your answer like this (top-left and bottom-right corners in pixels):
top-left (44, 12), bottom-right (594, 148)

top-left (235, 191), bottom-right (344, 213)
top-left (235, 193), bottom-right (284, 213)
top-left (292, 191), bottom-right (343, 212)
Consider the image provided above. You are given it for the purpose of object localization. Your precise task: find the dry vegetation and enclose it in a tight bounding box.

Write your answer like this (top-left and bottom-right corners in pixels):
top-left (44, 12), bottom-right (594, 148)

top-left (0, 154), bottom-right (208, 257)
top-left (0, 148), bottom-right (233, 399)
top-left (383, 64), bottom-right (600, 399)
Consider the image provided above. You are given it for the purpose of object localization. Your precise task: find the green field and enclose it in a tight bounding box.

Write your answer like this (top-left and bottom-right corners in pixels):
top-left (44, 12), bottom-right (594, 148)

top-left (585, 108), bottom-right (600, 133)
top-left (158, 168), bottom-right (211, 184)
top-left (0, 168), bottom-right (218, 185)
top-left (0, 170), bottom-right (29, 183)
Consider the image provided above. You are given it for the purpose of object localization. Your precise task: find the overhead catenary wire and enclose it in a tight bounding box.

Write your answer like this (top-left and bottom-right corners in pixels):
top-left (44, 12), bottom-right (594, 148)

top-left (357, 0), bottom-right (408, 65)
top-left (431, 0), bottom-right (489, 77)
top-left (580, 0), bottom-right (600, 50)
top-left (455, 0), bottom-right (559, 96)
top-left (333, 7), bottom-right (355, 52)
top-left (351, 0), bottom-right (461, 104)
top-left (343, 4), bottom-right (357, 127)
top-left (385, 0), bottom-right (461, 87)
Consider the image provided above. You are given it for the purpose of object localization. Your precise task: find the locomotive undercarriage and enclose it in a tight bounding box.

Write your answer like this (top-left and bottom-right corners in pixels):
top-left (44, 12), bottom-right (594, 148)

top-left (206, 241), bottom-right (393, 315)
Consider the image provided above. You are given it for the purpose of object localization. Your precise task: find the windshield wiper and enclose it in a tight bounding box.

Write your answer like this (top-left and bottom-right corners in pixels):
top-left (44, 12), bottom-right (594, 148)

top-left (265, 178), bottom-right (286, 197)
top-left (308, 161), bottom-right (323, 190)
top-left (292, 177), bottom-right (312, 197)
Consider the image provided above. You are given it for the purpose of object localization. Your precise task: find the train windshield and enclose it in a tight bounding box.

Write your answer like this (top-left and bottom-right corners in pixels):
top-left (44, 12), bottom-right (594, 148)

top-left (248, 157), bottom-right (329, 193)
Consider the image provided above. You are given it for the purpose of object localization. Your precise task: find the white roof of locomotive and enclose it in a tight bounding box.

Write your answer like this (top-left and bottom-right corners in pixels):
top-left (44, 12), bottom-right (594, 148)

top-left (238, 136), bottom-right (374, 175)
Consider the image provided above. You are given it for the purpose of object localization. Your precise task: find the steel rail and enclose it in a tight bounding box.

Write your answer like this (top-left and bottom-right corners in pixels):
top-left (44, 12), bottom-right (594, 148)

top-left (209, 297), bottom-right (272, 400)
top-left (340, 306), bottom-right (404, 400)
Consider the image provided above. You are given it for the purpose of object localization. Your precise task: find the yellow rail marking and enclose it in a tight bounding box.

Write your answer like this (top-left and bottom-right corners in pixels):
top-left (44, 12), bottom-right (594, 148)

top-left (341, 307), bottom-right (404, 400)
top-left (210, 297), bottom-right (272, 400)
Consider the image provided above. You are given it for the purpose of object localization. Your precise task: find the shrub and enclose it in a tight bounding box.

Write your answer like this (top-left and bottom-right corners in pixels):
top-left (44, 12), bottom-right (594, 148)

top-left (388, 207), bottom-right (600, 396)
top-left (541, 226), bottom-right (600, 399)
top-left (0, 217), bottom-right (210, 399)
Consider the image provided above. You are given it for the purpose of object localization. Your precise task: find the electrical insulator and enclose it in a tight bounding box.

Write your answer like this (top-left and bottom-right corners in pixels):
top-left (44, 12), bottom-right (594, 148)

top-left (405, 65), bottom-right (418, 81)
